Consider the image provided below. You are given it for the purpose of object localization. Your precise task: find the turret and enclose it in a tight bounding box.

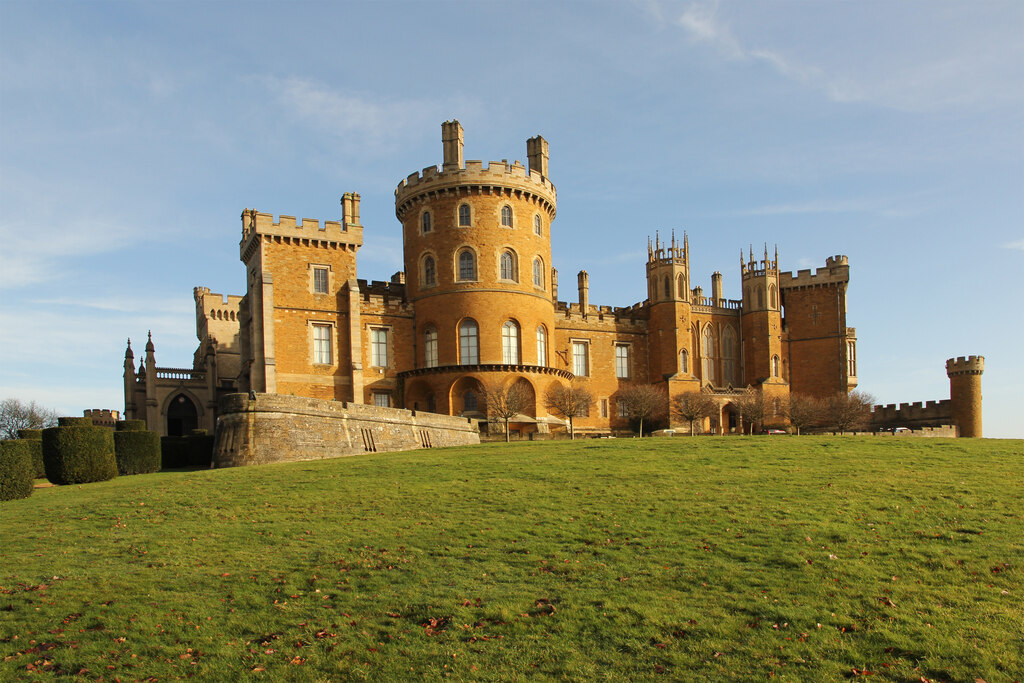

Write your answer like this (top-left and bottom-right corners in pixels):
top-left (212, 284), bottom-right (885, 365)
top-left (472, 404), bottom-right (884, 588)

top-left (946, 356), bottom-right (984, 437)
top-left (645, 231), bottom-right (693, 380)
top-left (711, 271), bottom-right (723, 305)
top-left (527, 135), bottom-right (549, 179)
top-left (442, 119), bottom-right (464, 169)
top-left (144, 331), bottom-right (158, 429)
top-left (645, 231), bottom-right (689, 303)
top-left (123, 339), bottom-right (135, 419)
top-left (740, 245), bottom-right (784, 385)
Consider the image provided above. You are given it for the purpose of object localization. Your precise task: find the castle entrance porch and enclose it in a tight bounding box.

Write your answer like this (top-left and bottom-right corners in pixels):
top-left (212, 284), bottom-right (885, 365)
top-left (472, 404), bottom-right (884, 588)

top-left (167, 393), bottom-right (199, 436)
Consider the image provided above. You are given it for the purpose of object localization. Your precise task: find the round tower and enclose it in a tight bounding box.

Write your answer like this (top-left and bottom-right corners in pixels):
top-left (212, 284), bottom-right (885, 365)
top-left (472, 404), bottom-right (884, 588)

top-left (946, 355), bottom-right (984, 437)
top-left (395, 121), bottom-right (569, 419)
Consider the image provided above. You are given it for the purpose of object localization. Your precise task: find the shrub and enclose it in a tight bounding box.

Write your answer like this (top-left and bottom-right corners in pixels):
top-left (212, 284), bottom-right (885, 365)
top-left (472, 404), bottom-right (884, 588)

top-left (115, 420), bottom-right (147, 432)
top-left (18, 429), bottom-right (43, 439)
top-left (42, 422), bottom-right (118, 485)
top-left (0, 441), bottom-right (35, 501)
top-left (16, 429), bottom-right (45, 477)
top-left (114, 430), bottom-right (161, 475)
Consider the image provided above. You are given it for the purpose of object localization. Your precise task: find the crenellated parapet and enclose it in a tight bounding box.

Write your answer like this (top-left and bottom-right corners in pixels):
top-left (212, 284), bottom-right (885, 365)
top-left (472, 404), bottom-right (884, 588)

top-left (741, 245), bottom-right (779, 281)
top-left (554, 300), bottom-right (648, 329)
top-left (194, 287), bottom-right (244, 324)
top-left (394, 158), bottom-right (557, 222)
top-left (871, 399), bottom-right (952, 423)
top-left (779, 254), bottom-right (849, 289)
top-left (239, 208), bottom-right (363, 263)
top-left (357, 279), bottom-right (413, 314)
top-left (946, 355), bottom-right (985, 377)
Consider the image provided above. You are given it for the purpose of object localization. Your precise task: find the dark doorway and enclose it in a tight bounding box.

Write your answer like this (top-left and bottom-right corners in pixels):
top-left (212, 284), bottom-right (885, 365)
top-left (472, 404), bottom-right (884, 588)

top-left (167, 394), bottom-right (198, 436)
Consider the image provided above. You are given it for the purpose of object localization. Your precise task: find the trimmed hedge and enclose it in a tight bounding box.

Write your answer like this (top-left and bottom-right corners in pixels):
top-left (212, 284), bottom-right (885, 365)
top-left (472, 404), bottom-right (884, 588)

top-left (161, 433), bottom-right (215, 469)
top-left (16, 429), bottom-right (45, 478)
top-left (115, 420), bottom-right (147, 432)
top-left (0, 441), bottom-right (35, 501)
top-left (18, 429), bottom-right (43, 440)
top-left (114, 430), bottom-right (161, 475)
top-left (42, 422), bottom-right (118, 485)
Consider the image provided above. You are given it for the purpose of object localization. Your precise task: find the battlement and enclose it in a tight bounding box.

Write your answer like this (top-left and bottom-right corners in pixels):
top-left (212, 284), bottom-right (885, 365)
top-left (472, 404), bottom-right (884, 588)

top-left (395, 159), bottom-right (557, 218)
top-left (946, 355), bottom-right (985, 376)
top-left (554, 299), bottom-right (647, 328)
top-left (646, 232), bottom-right (687, 265)
top-left (240, 209), bottom-right (362, 248)
top-left (870, 399), bottom-right (952, 425)
top-left (194, 287), bottom-right (244, 323)
top-left (357, 278), bottom-right (409, 308)
top-left (741, 245), bottom-right (778, 279)
top-left (779, 255), bottom-right (849, 289)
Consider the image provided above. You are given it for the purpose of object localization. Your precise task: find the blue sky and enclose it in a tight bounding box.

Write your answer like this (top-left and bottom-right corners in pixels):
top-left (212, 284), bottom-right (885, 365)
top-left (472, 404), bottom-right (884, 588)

top-left (1, 1), bottom-right (1021, 437)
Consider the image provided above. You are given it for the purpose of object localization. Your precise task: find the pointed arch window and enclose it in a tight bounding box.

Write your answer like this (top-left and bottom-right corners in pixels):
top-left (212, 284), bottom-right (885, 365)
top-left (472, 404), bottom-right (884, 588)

top-left (722, 327), bottom-right (736, 386)
top-left (679, 348), bottom-right (689, 374)
top-left (534, 214), bottom-right (542, 235)
top-left (536, 325), bottom-right (547, 367)
top-left (458, 249), bottom-right (476, 281)
top-left (459, 319), bottom-right (479, 365)
top-left (422, 255), bottom-right (436, 287)
top-left (501, 205), bottom-right (513, 227)
top-left (458, 204), bottom-right (471, 227)
top-left (677, 274), bottom-right (685, 299)
top-left (499, 250), bottom-right (517, 281)
top-left (771, 354), bottom-right (780, 377)
top-left (424, 327), bottom-right (438, 368)
top-left (421, 211), bottom-right (432, 233)
top-left (756, 286), bottom-right (764, 309)
top-left (533, 257), bottom-right (544, 287)
top-left (501, 321), bottom-right (520, 364)
top-left (701, 325), bottom-right (716, 385)
top-left (663, 276), bottom-right (671, 299)
top-left (769, 284), bottom-right (777, 309)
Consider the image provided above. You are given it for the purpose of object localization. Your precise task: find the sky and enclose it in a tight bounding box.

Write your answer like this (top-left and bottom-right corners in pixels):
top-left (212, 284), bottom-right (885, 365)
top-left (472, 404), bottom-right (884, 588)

top-left (1, 1), bottom-right (1021, 438)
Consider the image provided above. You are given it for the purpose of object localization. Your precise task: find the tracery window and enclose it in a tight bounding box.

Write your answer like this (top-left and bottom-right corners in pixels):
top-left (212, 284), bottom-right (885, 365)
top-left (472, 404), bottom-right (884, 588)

top-left (721, 327), bottom-right (736, 386)
top-left (701, 325), bottom-right (716, 385)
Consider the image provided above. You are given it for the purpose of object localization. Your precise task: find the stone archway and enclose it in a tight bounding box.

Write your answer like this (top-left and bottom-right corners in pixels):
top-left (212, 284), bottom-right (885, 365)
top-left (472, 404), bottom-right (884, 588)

top-left (449, 375), bottom-right (485, 418)
top-left (404, 378), bottom-right (437, 413)
top-left (167, 393), bottom-right (199, 436)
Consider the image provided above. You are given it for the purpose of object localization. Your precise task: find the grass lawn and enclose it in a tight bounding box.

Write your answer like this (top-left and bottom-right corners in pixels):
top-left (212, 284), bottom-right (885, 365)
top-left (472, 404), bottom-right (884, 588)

top-left (1, 436), bottom-right (1022, 681)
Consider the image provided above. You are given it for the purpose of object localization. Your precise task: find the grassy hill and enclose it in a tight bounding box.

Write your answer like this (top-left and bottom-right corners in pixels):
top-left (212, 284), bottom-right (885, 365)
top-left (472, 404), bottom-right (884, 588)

top-left (2, 437), bottom-right (1021, 681)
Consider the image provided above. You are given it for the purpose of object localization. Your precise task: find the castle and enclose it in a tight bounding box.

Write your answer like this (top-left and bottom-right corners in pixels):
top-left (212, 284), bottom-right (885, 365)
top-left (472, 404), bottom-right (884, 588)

top-left (123, 121), bottom-right (983, 441)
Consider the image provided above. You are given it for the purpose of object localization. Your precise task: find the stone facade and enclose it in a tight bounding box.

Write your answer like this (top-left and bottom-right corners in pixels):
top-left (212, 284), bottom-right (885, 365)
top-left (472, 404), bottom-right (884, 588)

top-left (123, 120), bottom-right (984, 439)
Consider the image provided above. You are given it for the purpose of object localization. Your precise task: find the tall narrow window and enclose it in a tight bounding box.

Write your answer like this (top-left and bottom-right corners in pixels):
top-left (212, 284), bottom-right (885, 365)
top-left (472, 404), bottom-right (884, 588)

top-left (617, 400), bottom-right (629, 418)
top-left (312, 324), bottom-right (331, 365)
top-left (421, 211), bottom-right (432, 233)
top-left (499, 250), bottom-right (516, 281)
top-left (572, 341), bottom-right (589, 377)
top-left (533, 257), bottom-right (544, 287)
top-left (458, 204), bottom-right (471, 227)
top-left (615, 344), bottom-right (631, 379)
top-left (501, 205), bottom-right (513, 227)
top-left (534, 214), bottom-right (542, 235)
top-left (459, 320), bottom-right (479, 364)
top-left (371, 328), bottom-right (388, 367)
top-left (536, 325), bottom-right (547, 367)
top-left (423, 255), bottom-right (436, 287)
top-left (722, 327), bottom-right (736, 386)
top-left (424, 327), bottom-right (438, 368)
top-left (701, 325), bottom-right (716, 385)
top-left (501, 321), bottom-right (520, 364)
top-left (771, 355), bottom-right (780, 377)
top-left (757, 286), bottom-right (764, 309)
top-left (458, 250), bottom-right (476, 281)
top-left (664, 276), bottom-right (671, 299)
top-left (847, 341), bottom-right (856, 377)
top-left (677, 274), bottom-right (685, 299)
top-left (312, 266), bottom-right (329, 294)
top-left (679, 349), bottom-right (689, 374)
top-left (769, 284), bottom-right (777, 309)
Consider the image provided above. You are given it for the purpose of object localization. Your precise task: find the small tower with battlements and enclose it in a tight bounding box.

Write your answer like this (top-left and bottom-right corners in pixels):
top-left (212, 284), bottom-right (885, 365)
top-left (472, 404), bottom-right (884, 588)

top-left (946, 356), bottom-right (984, 437)
top-left (645, 232), bottom-right (692, 379)
top-left (740, 245), bottom-right (784, 385)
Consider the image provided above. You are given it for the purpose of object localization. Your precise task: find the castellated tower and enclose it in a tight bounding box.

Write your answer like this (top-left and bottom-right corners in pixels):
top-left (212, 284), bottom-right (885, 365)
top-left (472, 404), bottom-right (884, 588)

top-left (946, 356), bottom-right (984, 437)
top-left (740, 246), bottom-right (784, 386)
top-left (395, 120), bottom-right (564, 417)
top-left (645, 233), bottom-right (692, 380)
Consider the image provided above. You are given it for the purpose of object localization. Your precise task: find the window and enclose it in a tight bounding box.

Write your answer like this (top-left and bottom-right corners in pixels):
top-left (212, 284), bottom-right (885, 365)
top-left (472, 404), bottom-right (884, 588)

top-left (501, 205), bottom-right (513, 227)
top-left (458, 204), bottom-right (471, 227)
top-left (722, 327), bottom-right (736, 386)
top-left (769, 284), bottom-right (777, 309)
top-left (701, 325), bottom-right (716, 385)
top-left (617, 399), bottom-right (629, 418)
top-left (600, 399), bottom-right (608, 418)
top-left (677, 274), bottom-right (686, 299)
top-left (771, 355), bottom-right (780, 377)
top-left (501, 321), bottom-right (520, 364)
top-left (572, 341), bottom-right (589, 377)
top-left (424, 327), bottom-right (438, 368)
top-left (536, 325), bottom-right (547, 367)
top-left (423, 255), bottom-right (436, 287)
top-left (458, 249), bottom-right (476, 281)
top-left (312, 266), bottom-right (329, 294)
top-left (371, 328), bottom-right (388, 367)
top-left (847, 341), bottom-right (857, 377)
top-left (421, 211), bottom-right (432, 233)
top-left (463, 391), bottom-right (478, 412)
top-left (459, 320), bottom-right (479, 364)
top-left (679, 349), bottom-right (689, 374)
top-left (756, 286), bottom-right (764, 309)
top-left (499, 250), bottom-right (517, 281)
top-left (312, 324), bottom-right (331, 365)
top-left (534, 214), bottom-right (542, 235)
top-left (373, 393), bottom-right (391, 408)
top-left (615, 344), bottom-right (631, 379)
top-left (533, 257), bottom-right (544, 287)
top-left (663, 276), bottom-right (671, 299)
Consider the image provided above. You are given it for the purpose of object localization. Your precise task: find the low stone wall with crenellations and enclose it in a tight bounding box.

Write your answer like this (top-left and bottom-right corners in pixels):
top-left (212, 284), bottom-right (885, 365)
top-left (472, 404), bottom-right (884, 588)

top-left (213, 393), bottom-right (480, 468)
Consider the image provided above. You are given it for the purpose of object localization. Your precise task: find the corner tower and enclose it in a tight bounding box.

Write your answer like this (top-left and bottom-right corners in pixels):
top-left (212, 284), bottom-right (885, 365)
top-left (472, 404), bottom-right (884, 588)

top-left (740, 246), bottom-right (784, 385)
top-left (946, 355), bottom-right (984, 437)
top-left (395, 121), bottom-right (567, 417)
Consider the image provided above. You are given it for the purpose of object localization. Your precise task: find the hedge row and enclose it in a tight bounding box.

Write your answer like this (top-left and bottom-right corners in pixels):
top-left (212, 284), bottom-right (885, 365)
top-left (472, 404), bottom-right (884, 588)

top-left (0, 440), bottom-right (35, 501)
top-left (43, 419), bottom-right (118, 485)
top-left (16, 429), bottom-right (45, 478)
top-left (114, 430), bottom-right (161, 475)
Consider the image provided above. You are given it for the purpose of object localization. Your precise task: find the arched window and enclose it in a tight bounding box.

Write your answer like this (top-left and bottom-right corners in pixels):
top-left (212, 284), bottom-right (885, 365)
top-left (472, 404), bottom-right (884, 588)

top-left (679, 349), bottom-right (689, 374)
top-left (458, 204), bottom-right (471, 227)
top-left (701, 325), bottom-right (716, 385)
top-left (459, 319), bottom-right (479, 364)
top-left (771, 355), bottom-right (780, 377)
top-left (533, 257), bottom-right (544, 287)
top-left (501, 321), bottom-right (520, 364)
top-left (536, 325), bottom-right (547, 367)
top-left (422, 255), bottom-right (436, 287)
top-left (756, 286), bottom-right (764, 309)
top-left (167, 393), bottom-right (198, 437)
top-left (722, 327), bottom-right (736, 386)
top-left (458, 249), bottom-right (476, 281)
top-left (464, 391), bottom-right (478, 412)
top-left (499, 250), bottom-right (517, 281)
top-left (769, 284), bottom-right (777, 309)
top-left (424, 327), bottom-right (438, 368)
top-left (501, 205), bottom-right (513, 227)
top-left (663, 276), bottom-right (671, 299)
top-left (677, 274), bottom-right (686, 299)
top-left (534, 214), bottom-right (541, 235)
top-left (421, 211), bottom-right (432, 233)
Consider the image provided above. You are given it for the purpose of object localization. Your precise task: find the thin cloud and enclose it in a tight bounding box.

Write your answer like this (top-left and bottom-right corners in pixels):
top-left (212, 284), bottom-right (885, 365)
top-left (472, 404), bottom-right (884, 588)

top-left (1003, 239), bottom-right (1024, 251)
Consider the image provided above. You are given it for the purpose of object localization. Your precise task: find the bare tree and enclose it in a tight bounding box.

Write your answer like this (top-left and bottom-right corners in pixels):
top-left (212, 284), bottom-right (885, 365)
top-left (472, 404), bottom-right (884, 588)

top-left (734, 388), bottom-right (767, 435)
top-left (823, 390), bottom-right (876, 434)
top-left (482, 381), bottom-right (532, 443)
top-left (544, 381), bottom-right (594, 440)
top-left (671, 391), bottom-right (717, 436)
top-left (781, 393), bottom-right (823, 435)
top-left (0, 398), bottom-right (59, 440)
top-left (617, 384), bottom-right (668, 437)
